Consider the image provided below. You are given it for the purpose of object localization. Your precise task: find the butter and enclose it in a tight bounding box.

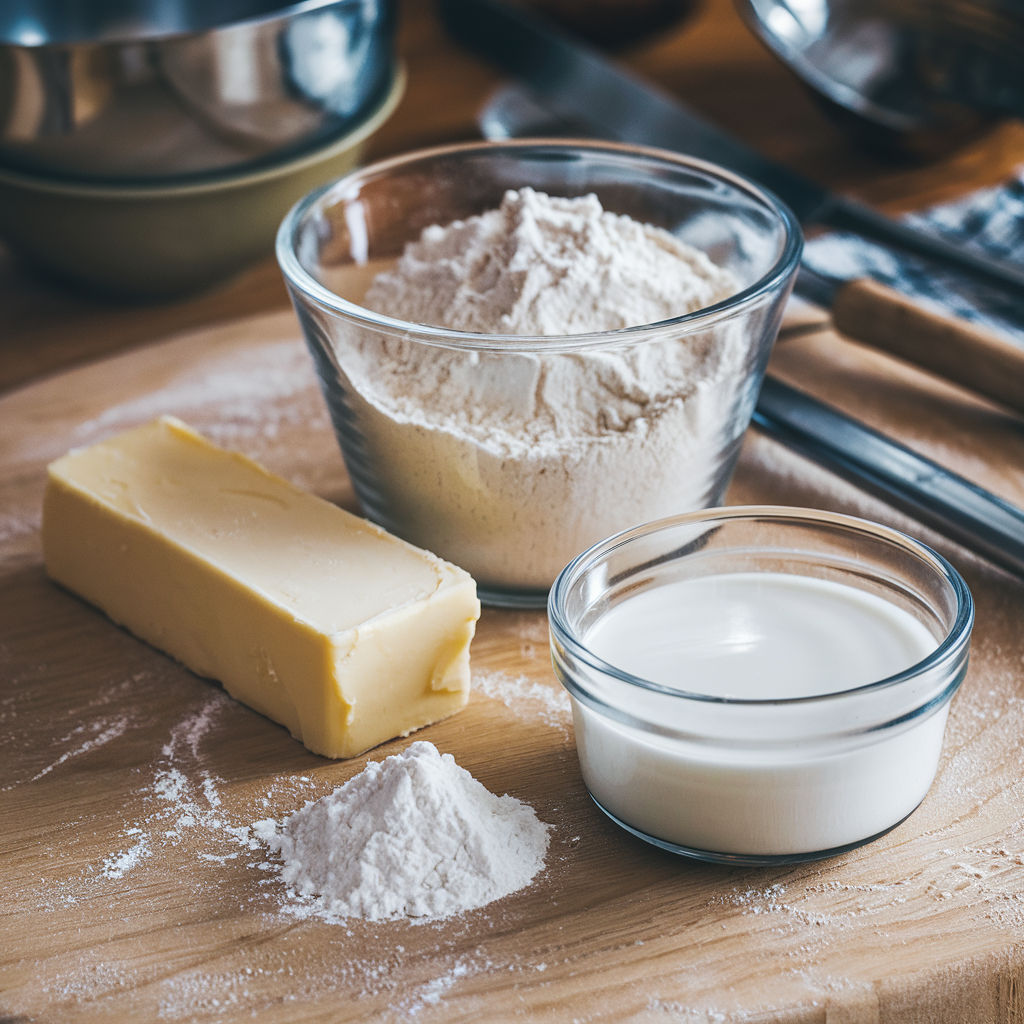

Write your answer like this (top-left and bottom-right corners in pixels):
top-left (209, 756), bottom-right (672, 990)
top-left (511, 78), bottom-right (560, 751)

top-left (42, 416), bottom-right (480, 758)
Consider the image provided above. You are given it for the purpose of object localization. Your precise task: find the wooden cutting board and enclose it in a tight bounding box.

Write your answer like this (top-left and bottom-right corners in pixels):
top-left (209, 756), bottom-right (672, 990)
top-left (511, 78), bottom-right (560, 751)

top-left (3, 308), bottom-right (1024, 1024)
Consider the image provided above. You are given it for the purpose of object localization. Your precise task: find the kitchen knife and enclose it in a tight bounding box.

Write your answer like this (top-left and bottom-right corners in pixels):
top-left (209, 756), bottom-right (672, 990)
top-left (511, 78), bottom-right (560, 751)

top-left (754, 377), bottom-right (1024, 578)
top-left (440, 0), bottom-right (1024, 294)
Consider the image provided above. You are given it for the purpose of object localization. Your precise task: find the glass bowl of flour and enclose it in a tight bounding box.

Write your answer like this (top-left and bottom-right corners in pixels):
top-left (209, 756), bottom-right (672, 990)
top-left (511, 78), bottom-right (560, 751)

top-left (277, 140), bottom-right (802, 606)
top-left (549, 506), bottom-right (974, 863)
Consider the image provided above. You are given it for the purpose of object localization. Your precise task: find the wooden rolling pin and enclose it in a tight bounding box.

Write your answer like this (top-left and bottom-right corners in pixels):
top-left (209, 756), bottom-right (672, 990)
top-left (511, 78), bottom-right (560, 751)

top-left (830, 277), bottom-right (1024, 416)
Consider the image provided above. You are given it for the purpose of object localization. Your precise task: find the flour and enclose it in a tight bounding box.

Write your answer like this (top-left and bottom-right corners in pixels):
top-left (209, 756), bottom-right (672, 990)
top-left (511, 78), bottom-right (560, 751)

top-left (363, 187), bottom-right (734, 335)
top-left (253, 741), bottom-right (549, 922)
top-left (101, 836), bottom-right (151, 879)
top-left (473, 669), bottom-right (573, 737)
top-left (336, 188), bottom-right (754, 591)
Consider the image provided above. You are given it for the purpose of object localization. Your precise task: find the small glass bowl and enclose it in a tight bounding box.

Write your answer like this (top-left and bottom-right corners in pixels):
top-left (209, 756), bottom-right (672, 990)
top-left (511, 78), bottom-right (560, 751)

top-left (548, 506), bottom-right (974, 865)
top-left (277, 140), bottom-right (802, 607)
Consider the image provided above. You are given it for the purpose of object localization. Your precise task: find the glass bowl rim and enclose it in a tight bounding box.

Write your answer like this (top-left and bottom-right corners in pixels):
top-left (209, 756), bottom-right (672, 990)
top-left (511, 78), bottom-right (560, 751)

top-left (275, 138), bottom-right (804, 354)
top-left (548, 503), bottom-right (974, 708)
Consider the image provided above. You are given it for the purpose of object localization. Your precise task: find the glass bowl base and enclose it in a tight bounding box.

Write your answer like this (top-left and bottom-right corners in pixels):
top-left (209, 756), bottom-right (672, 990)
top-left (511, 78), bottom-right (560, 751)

top-left (590, 794), bottom-right (920, 866)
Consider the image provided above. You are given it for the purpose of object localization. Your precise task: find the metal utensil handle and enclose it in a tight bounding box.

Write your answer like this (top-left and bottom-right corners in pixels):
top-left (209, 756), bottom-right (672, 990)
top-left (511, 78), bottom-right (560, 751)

top-left (753, 376), bottom-right (1024, 577)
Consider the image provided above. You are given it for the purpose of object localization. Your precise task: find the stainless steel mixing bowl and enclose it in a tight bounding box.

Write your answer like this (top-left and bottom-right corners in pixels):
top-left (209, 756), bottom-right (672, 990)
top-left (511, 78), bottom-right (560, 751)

top-left (737, 0), bottom-right (1024, 156)
top-left (0, 66), bottom-right (404, 297)
top-left (0, 0), bottom-right (396, 181)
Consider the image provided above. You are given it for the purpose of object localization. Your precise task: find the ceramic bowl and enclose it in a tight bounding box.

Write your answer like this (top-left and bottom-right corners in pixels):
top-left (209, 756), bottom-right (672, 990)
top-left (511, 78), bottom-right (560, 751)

top-left (0, 68), bottom-right (403, 298)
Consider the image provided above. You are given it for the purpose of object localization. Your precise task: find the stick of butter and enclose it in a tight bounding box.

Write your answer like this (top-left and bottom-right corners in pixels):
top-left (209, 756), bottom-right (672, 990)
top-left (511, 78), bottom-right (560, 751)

top-left (42, 416), bottom-right (481, 759)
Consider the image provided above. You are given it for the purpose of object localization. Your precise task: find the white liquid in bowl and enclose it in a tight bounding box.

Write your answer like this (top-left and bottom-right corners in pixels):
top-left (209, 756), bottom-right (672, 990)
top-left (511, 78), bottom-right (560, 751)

top-left (585, 573), bottom-right (936, 699)
top-left (573, 572), bottom-right (945, 857)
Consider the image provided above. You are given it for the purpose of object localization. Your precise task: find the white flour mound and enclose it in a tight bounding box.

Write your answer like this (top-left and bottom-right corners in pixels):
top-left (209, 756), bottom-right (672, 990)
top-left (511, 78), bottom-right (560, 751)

top-left (338, 188), bottom-right (751, 590)
top-left (364, 186), bottom-right (735, 335)
top-left (253, 741), bottom-right (549, 922)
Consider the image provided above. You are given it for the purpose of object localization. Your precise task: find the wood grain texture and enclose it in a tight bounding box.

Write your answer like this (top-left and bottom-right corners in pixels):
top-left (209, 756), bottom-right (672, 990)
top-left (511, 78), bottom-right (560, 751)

top-left (3, 0), bottom-right (1024, 1017)
top-left (2, 306), bottom-right (1024, 1023)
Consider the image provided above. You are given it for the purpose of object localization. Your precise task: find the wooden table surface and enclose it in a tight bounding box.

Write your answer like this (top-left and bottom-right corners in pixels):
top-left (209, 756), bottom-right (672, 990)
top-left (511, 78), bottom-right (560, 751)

top-left (3, 1), bottom-right (1024, 1021)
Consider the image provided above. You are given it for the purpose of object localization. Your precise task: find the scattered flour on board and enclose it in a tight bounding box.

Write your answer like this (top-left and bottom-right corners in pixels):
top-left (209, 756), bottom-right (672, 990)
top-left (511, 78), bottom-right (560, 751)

top-left (26, 716), bottom-right (131, 785)
top-left (68, 340), bottom-right (319, 452)
top-left (1, 672), bottom-right (152, 794)
top-left (94, 693), bottom-right (266, 874)
top-left (101, 835), bottom-right (152, 879)
top-left (252, 741), bottom-right (550, 922)
top-left (473, 669), bottom-right (572, 737)
top-left (2, 338), bottom-right (330, 548)
top-left (409, 961), bottom-right (472, 1009)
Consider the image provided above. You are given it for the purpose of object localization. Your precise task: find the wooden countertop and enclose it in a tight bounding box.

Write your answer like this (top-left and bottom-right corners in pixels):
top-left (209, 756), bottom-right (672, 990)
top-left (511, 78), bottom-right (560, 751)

top-left (3, 2), bottom-right (1024, 1021)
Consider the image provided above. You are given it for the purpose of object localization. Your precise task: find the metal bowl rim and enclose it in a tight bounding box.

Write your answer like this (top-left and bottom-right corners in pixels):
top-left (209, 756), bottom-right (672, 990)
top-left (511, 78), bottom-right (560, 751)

top-left (1, 0), bottom-right (379, 48)
top-left (0, 66), bottom-right (404, 197)
top-left (734, 0), bottom-right (941, 131)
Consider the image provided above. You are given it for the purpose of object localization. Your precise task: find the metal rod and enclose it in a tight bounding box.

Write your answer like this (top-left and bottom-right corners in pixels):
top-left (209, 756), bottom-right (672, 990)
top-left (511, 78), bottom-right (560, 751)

top-left (753, 376), bottom-right (1024, 577)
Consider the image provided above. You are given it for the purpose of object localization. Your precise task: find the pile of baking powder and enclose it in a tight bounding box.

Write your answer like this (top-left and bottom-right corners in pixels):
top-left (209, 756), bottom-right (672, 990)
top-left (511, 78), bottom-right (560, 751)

top-left (342, 187), bottom-right (745, 590)
top-left (253, 741), bottom-right (549, 921)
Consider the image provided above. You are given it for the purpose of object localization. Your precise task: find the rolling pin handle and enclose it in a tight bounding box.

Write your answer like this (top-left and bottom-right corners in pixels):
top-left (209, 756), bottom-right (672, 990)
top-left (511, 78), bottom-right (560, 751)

top-left (831, 277), bottom-right (1024, 417)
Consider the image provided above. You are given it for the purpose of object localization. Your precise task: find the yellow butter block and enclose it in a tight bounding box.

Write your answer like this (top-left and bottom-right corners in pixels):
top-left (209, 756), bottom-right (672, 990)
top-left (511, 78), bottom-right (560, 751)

top-left (42, 416), bottom-right (480, 758)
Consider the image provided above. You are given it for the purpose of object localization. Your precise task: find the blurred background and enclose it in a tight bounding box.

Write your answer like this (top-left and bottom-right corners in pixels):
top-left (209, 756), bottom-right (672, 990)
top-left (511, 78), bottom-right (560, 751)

top-left (2, 0), bottom-right (1023, 395)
